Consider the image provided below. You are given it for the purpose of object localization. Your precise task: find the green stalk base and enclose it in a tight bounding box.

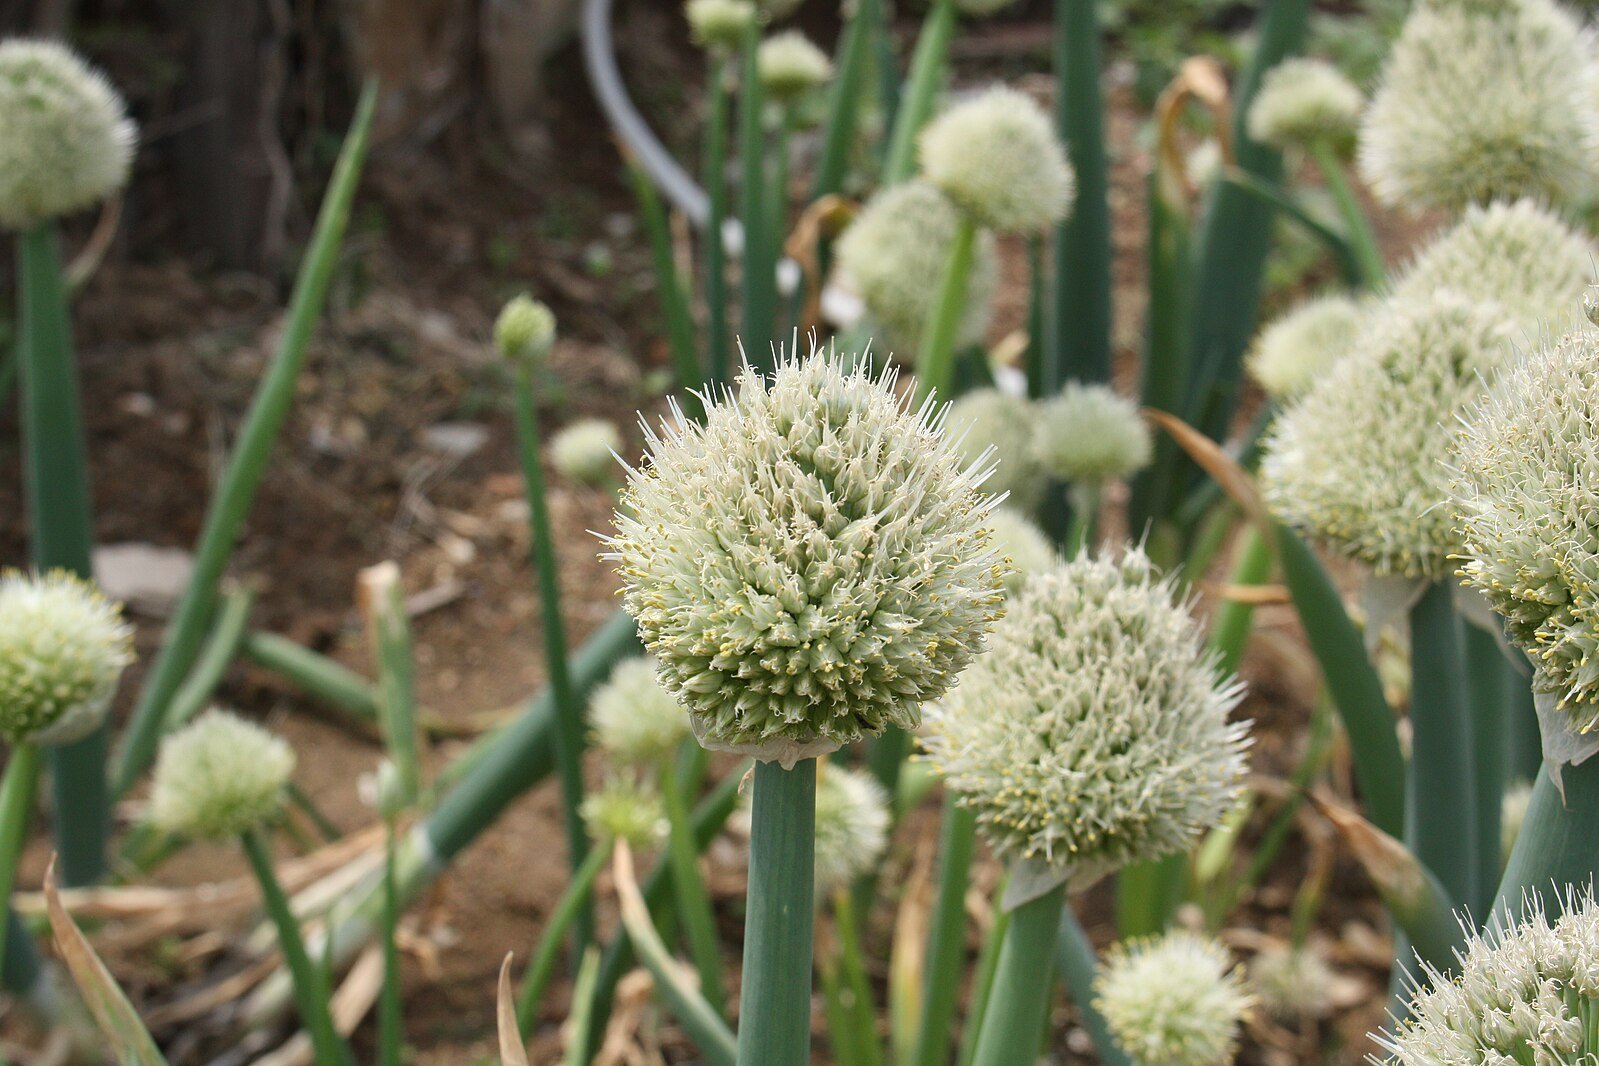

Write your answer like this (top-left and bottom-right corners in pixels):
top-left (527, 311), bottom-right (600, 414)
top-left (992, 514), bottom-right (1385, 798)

top-left (968, 882), bottom-right (1067, 1066)
top-left (1495, 757), bottom-right (1599, 922)
top-left (1407, 583), bottom-right (1478, 912)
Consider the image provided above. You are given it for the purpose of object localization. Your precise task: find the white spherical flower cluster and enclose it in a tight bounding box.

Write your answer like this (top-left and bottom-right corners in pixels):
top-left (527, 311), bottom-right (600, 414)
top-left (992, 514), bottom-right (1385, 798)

top-left (1248, 293), bottom-right (1365, 401)
top-left (1032, 382), bottom-right (1152, 485)
top-left (0, 40), bottom-right (135, 231)
top-left (946, 388), bottom-right (1044, 513)
top-left (581, 776), bottom-right (668, 849)
top-left (1263, 293), bottom-right (1517, 579)
top-left (1358, 0), bottom-right (1599, 214)
top-left (0, 570), bottom-right (133, 747)
top-left (922, 549), bottom-right (1248, 893)
top-left (812, 763), bottom-right (890, 896)
top-left (550, 417), bottom-right (622, 487)
top-left (1249, 944), bottom-right (1336, 1021)
top-left (985, 508), bottom-right (1055, 596)
top-left (919, 86), bottom-right (1075, 234)
top-left (1376, 892), bottom-right (1599, 1065)
top-left (1454, 327), bottom-right (1599, 733)
top-left (1095, 931), bottom-right (1252, 1066)
top-left (588, 657), bottom-right (691, 768)
top-left (148, 710), bottom-right (295, 840)
top-left (1247, 57), bottom-right (1364, 154)
top-left (1391, 198), bottom-right (1596, 336)
top-left (608, 350), bottom-right (1009, 766)
top-left (495, 295), bottom-right (556, 366)
top-left (835, 182), bottom-right (997, 361)
top-left (757, 31), bottom-right (832, 102)
top-left (686, 0), bottom-right (757, 51)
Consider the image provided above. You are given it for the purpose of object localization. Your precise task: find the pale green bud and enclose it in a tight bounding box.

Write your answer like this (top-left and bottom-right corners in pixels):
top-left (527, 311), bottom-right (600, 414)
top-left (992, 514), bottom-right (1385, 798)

top-left (588, 657), bottom-right (691, 768)
top-left (1096, 931), bottom-right (1252, 1066)
top-left (1032, 382), bottom-right (1151, 485)
top-left (0, 569), bottom-right (132, 747)
top-left (148, 709), bottom-right (295, 840)
top-left (813, 764), bottom-right (890, 896)
top-left (985, 507), bottom-right (1055, 596)
top-left (581, 776), bottom-right (668, 849)
top-left (1248, 293), bottom-right (1365, 401)
top-left (757, 31), bottom-right (832, 102)
top-left (1247, 57), bottom-right (1364, 154)
top-left (919, 86), bottom-right (1075, 234)
top-left (495, 295), bottom-right (556, 366)
top-left (946, 388), bottom-right (1043, 513)
top-left (686, 0), bottom-right (757, 50)
top-left (550, 417), bottom-right (622, 486)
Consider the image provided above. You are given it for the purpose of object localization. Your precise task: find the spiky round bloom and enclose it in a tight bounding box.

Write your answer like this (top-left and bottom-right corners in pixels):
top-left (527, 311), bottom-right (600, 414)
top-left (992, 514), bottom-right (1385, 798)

top-left (1247, 57), bottom-right (1364, 154)
top-left (1375, 891), bottom-right (1599, 1064)
top-left (813, 764), bottom-right (890, 896)
top-left (1262, 293), bottom-right (1517, 579)
top-left (1250, 944), bottom-right (1336, 1021)
top-left (757, 31), bottom-right (832, 102)
top-left (1248, 294), bottom-right (1365, 401)
top-left (0, 570), bottom-right (133, 747)
top-left (550, 417), bottom-right (622, 486)
top-left (1454, 327), bottom-right (1599, 731)
top-left (1391, 198), bottom-right (1596, 336)
top-left (918, 86), bottom-right (1075, 234)
top-left (835, 182), bottom-right (997, 360)
top-left (588, 657), bottom-right (691, 768)
top-left (607, 349), bottom-right (1009, 766)
top-left (581, 776), bottom-right (668, 849)
top-left (0, 40), bottom-right (135, 231)
top-left (1358, 0), bottom-right (1599, 214)
top-left (1096, 931), bottom-right (1252, 1066)
top-left (148, 710), bottom-right (295, 840)
top-left (946, 388), bottom-right (1043, 512)
top-left (686, 0), bottom-right (757, 50)
top-left (495, 295), bottom-right (556, 366)
top-left (1501, 780), bottom-right (1534, 865)
top-left (922, 549), bottom-right (1249, 895)
top-left (986, 508), bottom-right (1055, 596)
top-left (1032, 383), bottom-right (1152, 486)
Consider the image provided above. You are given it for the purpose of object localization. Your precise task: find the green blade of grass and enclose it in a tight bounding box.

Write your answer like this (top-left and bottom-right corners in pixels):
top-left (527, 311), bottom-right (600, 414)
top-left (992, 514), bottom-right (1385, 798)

top-left (241, 630), bottom-right (380, 726)
top-left (162, 585), bottom-right (256, 735)
top-left (738, 23), bottom-right (776, 366)
top-left (515, 843), bottom-right (611, 1035)
top-left (662, 744), bottom-right (727, 1015)
top-left (1465, 624), bottom-right (1510, 918)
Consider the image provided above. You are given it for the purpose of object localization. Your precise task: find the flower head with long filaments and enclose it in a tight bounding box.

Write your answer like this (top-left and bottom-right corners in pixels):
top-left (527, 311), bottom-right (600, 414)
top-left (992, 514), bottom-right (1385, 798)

top-left (0, 39), bottom-right (135, 231)
top-left (1247, 57), bottom-right (1364, 154)
top-left (1097, 931), bottom-right (1253, 1066)
top-left (148, 709), bottom-right (295, 840)
top-left (1358, 0), bottom-right (1599, 214)
top-left (922, 549), bottom-right (1249, 898)
top-left (918, 86), bottom-right (1076, 234)
top-left (1248, 294), bottom-right (1365, 402)
top-left (606, 344), bottom-right (1009, 765)
top-left (1032, 382), bottom-right (1152, 486)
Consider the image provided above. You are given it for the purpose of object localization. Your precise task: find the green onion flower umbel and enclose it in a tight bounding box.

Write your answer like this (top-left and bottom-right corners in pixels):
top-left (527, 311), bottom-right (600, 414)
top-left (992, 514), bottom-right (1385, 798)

top-left (148, 709), bottom-right (295, 840)
top-left (835, 182), bottom-right (998, 361)
top-left (1358, 0), bottom-right (1599, 214)
top-left (1032, 382), bottom-right (1152, 487)
top-left (985, 508), bottom-right (1055, 596)
top-left (922, 549), bottom-right (1249, 901)
top-left (1248, 293), bottom-right (1365, 402)
top-left (686, 0), bottom-right (758, 51)
top-left (1455, 323), bottom-right (1599, 737)
top-left (1247, 57), bottom-right (1364, 155)
top-left (0, 39), bottom-right (136, 231)
top-left (0, 569), bottom-right (133, 747)
top-left (1095, 931), bottom-right (1252, 1066)
top-left (1263, 292), bottom-right (1516, 579)
top-left (607, 348), bottom-right (1009, 766)
top-left (588, 656), bottom-right (691, 768)
top-left (494, 294), bottom-right (557, 366)
top-left (550, 417), bottom-right (623, 487)
top-left (946, 388), bottom-right (1043, 512)
top-left (1376, 891), bottom-right (1599, 1064)
top-left (581, 775), bottom-right (669, 849)
top-left (918, 86), bottom-right (1075, 235)
top-left (757, 31), bottom-right (833, 102)
top-left (812, 763), bottom-right (890, 896)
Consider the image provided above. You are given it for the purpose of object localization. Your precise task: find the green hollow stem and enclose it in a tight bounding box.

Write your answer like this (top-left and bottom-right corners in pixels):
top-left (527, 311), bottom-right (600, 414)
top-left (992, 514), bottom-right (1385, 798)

top-left (662, 747), bottom-right (726, 1014)
top-left (1051, 0), bottom-right (1113, 388)
top-left (378, 823), bottom-right (402, 1066)
top-left (362, 566), bottom-right (422, 807)
top-left (1509, 678), bottom-right (1542, 783)
top-left (1054, 906), bottom-right (1131, 1066)
top-left (515, 843), bottom-right (610, 1035)
top-left (1308, 141), bottom-right (1385, 289)
top-left (1466, 625), bottom-right (1510, 918)
top-left (813, 0), bottom-right (875, 200)
top-left (241, 631), bottom-right (379, 725)
top-left (1024, 238), bottom-right (1048, 399)
top-left (163, 586), bottom-right (255, 735)
top-left (564, 948), bottom-right (603, 1066)
top-left (911, 797), bottom-right (977, 1066)
top-left (511, 366), bottom-right (593, 954)
top-left (1115, 852), bottom-right (1185, 939)
top-left (17, 223), bottom-right (104, 887)
top-left (769, 111), bottom-right (794, 340)
top-left (1064, 482), bottom-right (1101, 557)
top-left (738, 23), bottom-right (775, 367)
top-left (913, 214), bottom-right (978, 406)
top-left (1494, 757), bottom-right (1599, 922)
top-left (705, 55), bottom-right (733, 389)
top-left (956, 881), bottom-right (1010, 1066)
top-left (1209, 525), bottom-right (1273, 676)
top-left (627, 156), bottom-right (703, 412)
top-left (112, 82), bottom-right (378, 798)
top-left (736, 759), bottom-right (817, 1066)
top-left (883, 0), bottom-right (956, 186)
top-left (0, 746), bottom-right (43, 970)
top-left (968, 882), bottom-right (1067, 1066)
top-left (1407, 582), bottom-right (1478, 913)
top-left (240, 828), bottom-right (356, 1066)
top-left (831, 888), bottom-right (882, 1066)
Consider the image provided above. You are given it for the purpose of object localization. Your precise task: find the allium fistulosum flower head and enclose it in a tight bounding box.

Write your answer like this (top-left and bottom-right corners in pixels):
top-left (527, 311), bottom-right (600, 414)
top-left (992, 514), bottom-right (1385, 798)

top-left (0, 39), bottom-right (135, 231)
top-left (1375, 890), bottom-right (1599, 1064)
top-left (757, 31), bottom-right (832, 102)
top-left (1263, 292), bottom-right (1517, 579)
top-left (922, 548), bottom-right (1248, 899)
top-left (581, 775), bottom-right (668, 849)
top-left (835, 182), bottom-right (997, 360)
top-left (495, 294), bottom-right (557, 366)
top-left (0, 570), bottom-right (133, 747)
top-left (1096, 931), bottom-right (1252, 1066)
top-left (1248, 293), bottom-right (1365, 401)
top-left (946, 388), bottom-right (1043, 512)
top-left (588, 656), bottom-right (692, 768)
top-left (607, 346), bottom-right (1009, 766)
top-left (1249, 944), bottom-right (1336, 1021)
top-left (148, 709), bottom-right (295, 840)
top-left (686, 0), bottom-right (758, 50)
top-left (985, 508), bottom-right (1055, 596)
top-left (1032, 382), bottom-right (1152, 486)
top-left (1358, 0), bottom-right (1599, 214)
top-left (918, 86), bottom-right (1075, 234)
top-left (550, 417), bottom-right (622, 486)
top-left (1455, 324), bottom-right (1599, 735)
top-left (812, 763), bottom-right (890, 896)
top-left (1247, 57), bottom-right (1364, 154)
